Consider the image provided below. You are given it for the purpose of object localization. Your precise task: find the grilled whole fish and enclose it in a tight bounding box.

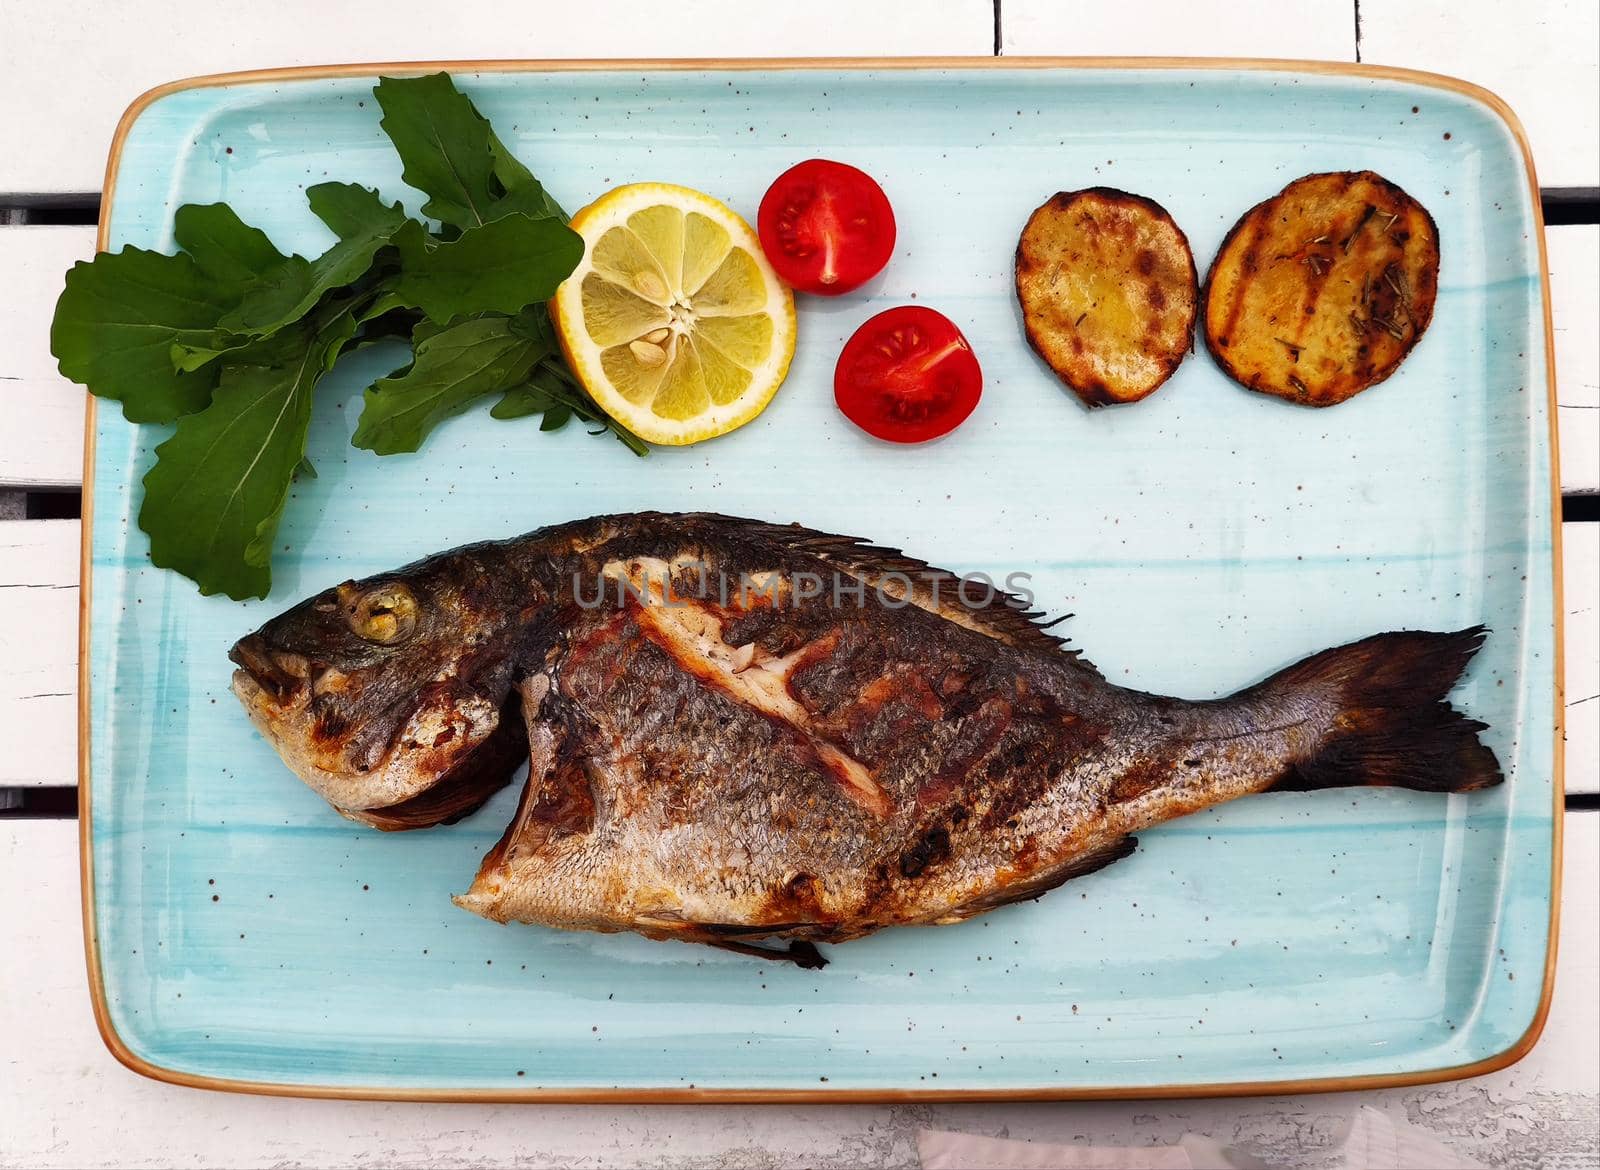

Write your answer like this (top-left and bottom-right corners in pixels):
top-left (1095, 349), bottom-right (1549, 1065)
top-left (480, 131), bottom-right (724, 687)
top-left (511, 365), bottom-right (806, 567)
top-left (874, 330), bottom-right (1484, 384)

top-left (231, 512), bottom-right (1501, 965)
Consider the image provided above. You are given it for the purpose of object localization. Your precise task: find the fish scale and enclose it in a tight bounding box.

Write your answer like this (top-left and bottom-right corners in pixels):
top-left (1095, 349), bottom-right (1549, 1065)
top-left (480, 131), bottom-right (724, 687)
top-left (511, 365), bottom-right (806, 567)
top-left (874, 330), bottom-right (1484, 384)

top-left (231, 512), bottom-right (1503, 967)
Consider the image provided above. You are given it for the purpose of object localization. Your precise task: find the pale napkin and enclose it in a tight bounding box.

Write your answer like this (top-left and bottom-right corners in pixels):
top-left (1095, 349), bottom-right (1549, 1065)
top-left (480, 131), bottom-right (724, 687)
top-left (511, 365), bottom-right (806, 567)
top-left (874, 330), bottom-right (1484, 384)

top-left (917, 1106), bottom-right (1486, 1170)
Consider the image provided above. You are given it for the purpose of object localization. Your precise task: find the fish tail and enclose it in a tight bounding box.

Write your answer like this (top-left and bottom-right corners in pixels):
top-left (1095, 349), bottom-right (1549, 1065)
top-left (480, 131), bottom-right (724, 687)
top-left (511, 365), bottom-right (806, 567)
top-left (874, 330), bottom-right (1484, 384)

top-left (1267, 626), bottom-right (1503, 794)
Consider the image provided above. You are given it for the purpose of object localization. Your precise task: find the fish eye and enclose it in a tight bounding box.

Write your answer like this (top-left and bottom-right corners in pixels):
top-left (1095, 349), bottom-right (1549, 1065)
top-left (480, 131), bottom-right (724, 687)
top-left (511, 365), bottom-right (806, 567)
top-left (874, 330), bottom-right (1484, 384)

top-left (346, 583), bottom-right (419, 645)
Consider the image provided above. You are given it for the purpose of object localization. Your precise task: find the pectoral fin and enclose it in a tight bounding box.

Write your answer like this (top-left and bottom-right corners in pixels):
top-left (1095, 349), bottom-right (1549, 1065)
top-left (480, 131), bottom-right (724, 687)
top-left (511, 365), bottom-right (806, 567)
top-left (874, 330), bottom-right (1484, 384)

top-left (705, 938), bottom-right (829, 969)
top-left (474, 676), bottom-right (595, 876)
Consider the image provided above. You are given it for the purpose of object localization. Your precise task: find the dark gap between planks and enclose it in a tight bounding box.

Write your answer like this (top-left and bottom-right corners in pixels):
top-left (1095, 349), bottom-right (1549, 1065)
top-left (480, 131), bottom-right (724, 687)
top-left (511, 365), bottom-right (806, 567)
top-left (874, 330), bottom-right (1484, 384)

top-left (1543, 188), bottom-right (1600, 225)
top-left (0, 787), bottom-right (78, 818)
top-left (1, 188), bottom-right (1595, 226)
top-left (21, 490), bottom-right (81, 520)
top-left (5, 784), bottom-right (1596, 819)
top-left (4, 784), bottom-right (1599, 821)
top-left (1567, 495), bottom-right (1600, 523)
top-left (14, 488), bottom-right (1595, 524)
top-left (12, 487), bottom-right (1597, 530)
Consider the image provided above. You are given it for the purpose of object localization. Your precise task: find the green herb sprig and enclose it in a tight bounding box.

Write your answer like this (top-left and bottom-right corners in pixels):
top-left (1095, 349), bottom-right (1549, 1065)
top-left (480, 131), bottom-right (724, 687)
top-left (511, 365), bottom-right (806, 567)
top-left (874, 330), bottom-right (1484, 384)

top-left (51, 72), bottom-right (645, 601)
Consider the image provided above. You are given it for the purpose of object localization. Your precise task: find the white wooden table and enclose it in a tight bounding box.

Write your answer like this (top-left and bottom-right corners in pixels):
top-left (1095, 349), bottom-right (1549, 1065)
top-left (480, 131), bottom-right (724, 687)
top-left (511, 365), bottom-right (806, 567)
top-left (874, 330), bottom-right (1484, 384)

top-left (2, 4), bottom-right (1595, 1166)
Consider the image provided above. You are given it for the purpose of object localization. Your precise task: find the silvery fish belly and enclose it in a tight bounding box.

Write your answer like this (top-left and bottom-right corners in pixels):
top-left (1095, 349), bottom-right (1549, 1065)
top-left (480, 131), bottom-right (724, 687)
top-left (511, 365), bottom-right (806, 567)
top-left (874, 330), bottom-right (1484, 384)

top-left (231, 512), bottom-right (1501, 966)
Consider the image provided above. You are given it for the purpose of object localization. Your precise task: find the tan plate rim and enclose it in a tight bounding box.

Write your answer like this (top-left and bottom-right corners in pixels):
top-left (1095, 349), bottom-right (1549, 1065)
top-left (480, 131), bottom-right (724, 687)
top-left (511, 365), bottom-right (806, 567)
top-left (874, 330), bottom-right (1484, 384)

top-left (78, 55), bottom-right (1565, 1104)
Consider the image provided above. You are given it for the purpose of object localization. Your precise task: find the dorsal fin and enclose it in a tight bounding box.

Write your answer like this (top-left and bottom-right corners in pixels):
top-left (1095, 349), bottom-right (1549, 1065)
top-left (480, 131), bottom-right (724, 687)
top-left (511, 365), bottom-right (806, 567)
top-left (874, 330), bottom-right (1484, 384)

top-left (697, 515), bottom-right (1099, 674)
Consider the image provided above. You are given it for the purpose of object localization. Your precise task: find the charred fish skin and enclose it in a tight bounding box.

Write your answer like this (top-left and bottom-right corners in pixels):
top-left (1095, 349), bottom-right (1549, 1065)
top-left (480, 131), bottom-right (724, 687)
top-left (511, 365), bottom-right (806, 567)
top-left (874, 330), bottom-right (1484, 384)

top-left (226, 515), bottom-right (635, 826)
top-left (232, 513), bottom-right (1502, 960)
top-left (452, 515), bottom-right (1501, 950)
top-left (228, 532), bottom-right (565, 825)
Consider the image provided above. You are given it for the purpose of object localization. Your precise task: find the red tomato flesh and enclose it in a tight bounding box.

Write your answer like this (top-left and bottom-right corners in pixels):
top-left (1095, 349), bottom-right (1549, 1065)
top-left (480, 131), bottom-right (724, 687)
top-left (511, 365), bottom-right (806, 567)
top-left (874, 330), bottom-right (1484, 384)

top-left (758, 159), bottom-right (896, 295)
top-left (834, 306), bottom-right (983, 443)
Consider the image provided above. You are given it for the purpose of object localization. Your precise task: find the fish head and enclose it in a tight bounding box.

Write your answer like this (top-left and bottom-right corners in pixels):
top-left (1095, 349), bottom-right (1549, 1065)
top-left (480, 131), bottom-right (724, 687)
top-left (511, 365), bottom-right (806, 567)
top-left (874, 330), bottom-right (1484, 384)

top-left (229, 551), bottom-right (544, 813)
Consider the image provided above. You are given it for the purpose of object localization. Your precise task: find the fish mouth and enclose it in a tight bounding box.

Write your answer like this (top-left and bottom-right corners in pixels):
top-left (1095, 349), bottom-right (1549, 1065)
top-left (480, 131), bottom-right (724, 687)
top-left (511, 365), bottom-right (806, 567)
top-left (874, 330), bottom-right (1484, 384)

top-left (228, 634), bottom-right (311, 705)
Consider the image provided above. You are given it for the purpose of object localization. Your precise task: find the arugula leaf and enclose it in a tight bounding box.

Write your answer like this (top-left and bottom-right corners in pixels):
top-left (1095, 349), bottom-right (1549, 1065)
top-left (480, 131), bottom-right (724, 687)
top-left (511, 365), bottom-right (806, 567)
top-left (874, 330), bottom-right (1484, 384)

top-left (356, 289), bottom-right (412, 325)
top-left (508, 302), bottom-right (558, 346)
top-left (51, 248), bottom-right (232, 423)
top-left (488, 138), bottom-right (568, 222)
top-left (374, 73), bottom-right (565, 228)
top-left (169, 337), bottom-right (249, 372)
top-left (305, 181), bottom-right (405, 241)
top-left (172, 186), bottom-right (408, 371)
top-left (489, 363), bottom-right (563, 420)
top-left (173, 204), bottom-right (288, 284)
top-left (392, 213), bottom-right (582, 324)
top-left (52, 67), bottom-right (651, 601)
top-left (139, 309), bottom-right (359, 600)
top-left (216, 184), bottom-right (406, 337)
top-left (492, 359), bottom-right (650, 456)
top-left (352, 316), bottom-right (551, 455)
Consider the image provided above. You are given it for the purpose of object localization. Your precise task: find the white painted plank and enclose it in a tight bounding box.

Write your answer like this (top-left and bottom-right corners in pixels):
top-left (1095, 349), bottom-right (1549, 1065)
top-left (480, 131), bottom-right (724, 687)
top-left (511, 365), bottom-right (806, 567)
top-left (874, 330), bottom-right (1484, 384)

top-left (1551, 226), bottom-right (1600, 412)
top-left (0, 227), bottom-right (95, 489)
top-left (0, 1), bottom-right (995, 194)
top-left (1002, 0), bottom-right (1354, 58)
top-left (0, 520), bottom-right (78, 787)
top-left (2, 815), bottom-right (1593, 1168)
top-left (1360, 0), bottom-right (1600, 188)
top-left (1551, 225), bottom-right (1599, 496)
top-left (1566, 522), bottom-right (1599, 795)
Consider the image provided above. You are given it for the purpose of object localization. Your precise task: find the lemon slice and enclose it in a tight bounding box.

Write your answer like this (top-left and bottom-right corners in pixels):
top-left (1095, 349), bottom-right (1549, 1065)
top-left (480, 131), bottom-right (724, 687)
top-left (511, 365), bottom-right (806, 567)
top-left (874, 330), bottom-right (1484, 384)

top-left (552, 183), bottom-right (797, 446)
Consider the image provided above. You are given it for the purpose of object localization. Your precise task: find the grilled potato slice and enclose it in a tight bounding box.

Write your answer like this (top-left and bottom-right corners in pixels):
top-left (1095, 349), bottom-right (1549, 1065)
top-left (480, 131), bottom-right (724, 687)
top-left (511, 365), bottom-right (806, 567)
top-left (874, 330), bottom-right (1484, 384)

top-left (1203, 170), bottom-right (1439, 407)
top-left (1015, 188), bottom-right (1198, 407)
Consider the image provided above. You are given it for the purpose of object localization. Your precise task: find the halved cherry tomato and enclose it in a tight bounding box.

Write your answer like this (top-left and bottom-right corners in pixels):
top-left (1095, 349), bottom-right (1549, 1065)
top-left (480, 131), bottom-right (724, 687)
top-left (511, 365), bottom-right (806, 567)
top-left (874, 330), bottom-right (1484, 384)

top-left (757, 159), bottom-right (896, 295)
top-left (834, 306), bottom-right (983, 443)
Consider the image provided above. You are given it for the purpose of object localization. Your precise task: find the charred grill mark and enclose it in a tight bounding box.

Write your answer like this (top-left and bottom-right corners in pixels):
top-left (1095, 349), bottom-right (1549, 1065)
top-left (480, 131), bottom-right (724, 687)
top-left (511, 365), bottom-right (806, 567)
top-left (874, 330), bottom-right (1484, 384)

top-left (899, 826), bottom-right (952, 878)
top-left (984, 737), bottom-right (1036, 778)
top-left (565, 609), bottom-right (632, 669)
top-left (842, 667), bottom-right (947, 738)
top-left (918, 696), bottom-right (1013, 811)
top-left (1108, 757), bottom-right (1171, 804)
top-left (1216, 212), bottom-right (1264, 351)
top-left (1341, 202), bottom-right (1377, 251)
top-left (964, 711), bottom-right (1109, 837)
top-left (1298, 244), bottom-right (1336, 326)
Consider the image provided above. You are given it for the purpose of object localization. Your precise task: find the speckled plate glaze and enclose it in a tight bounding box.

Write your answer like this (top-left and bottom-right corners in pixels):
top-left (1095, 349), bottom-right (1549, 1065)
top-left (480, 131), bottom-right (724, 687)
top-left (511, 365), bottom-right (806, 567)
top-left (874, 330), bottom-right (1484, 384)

top-left (82, 60), bottom-right (1560, 1100)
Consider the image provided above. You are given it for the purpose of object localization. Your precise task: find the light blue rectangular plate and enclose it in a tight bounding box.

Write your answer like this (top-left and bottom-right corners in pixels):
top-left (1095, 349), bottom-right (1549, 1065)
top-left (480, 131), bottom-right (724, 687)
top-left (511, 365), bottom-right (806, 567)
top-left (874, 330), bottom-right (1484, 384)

top-left (84, 61), bottom-right (1560, 1099)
